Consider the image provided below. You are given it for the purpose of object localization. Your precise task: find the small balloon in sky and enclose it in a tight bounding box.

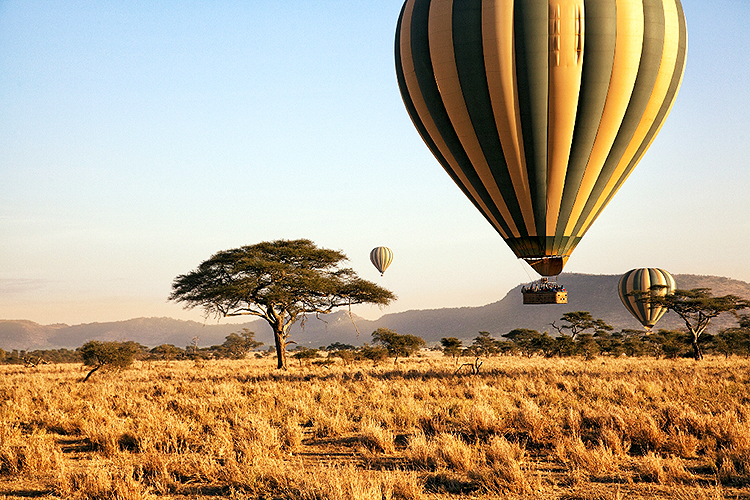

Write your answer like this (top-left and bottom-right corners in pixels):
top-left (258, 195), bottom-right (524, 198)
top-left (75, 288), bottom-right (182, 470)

top-left (370, 247), bottom-right (394, 276)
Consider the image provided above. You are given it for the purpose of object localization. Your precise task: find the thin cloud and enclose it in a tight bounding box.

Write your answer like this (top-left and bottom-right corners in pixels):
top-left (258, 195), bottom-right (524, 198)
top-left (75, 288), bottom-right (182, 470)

top-left (0, 279), bottom-right (51, 294)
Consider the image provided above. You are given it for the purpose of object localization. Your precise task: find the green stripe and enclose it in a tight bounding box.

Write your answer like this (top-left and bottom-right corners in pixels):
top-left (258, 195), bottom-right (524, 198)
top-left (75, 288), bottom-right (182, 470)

top-left (514, 0), bottom-right (548, 239)
top-left (406, 0), bottom-right (515, 238)
top-left (554, 0), bottom-right (617, 247)
top-left (571, 0), bottom-right (667, 237)
top-left (452, 0), bottom-right (529, 237)
top-left (634, 269), bottom-right (653, 326)
top-left (576, 0), bottom-right (687, 231)
top-left (395, 2), bottom-right (487, 222)
top-left (618, 271), bottom-right (636, 320)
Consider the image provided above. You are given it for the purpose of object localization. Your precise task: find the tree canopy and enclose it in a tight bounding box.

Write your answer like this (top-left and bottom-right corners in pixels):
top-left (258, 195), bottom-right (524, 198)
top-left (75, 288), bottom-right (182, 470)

top-left (551, 311), bottom-right (612, 340)
top-left (465, 331), bottom-right (501, 357)
top-left (440, 337), bottom-right (463, 359)
top-left (371, 328), bottom-right (425, 363)
top-left (169, 239), bottom-right (396, 370)
top-left (220, 329), bottom-right (263, 360)
top-left (636, 288), bottom-right (750, 360)
top-left (78, 341), bottom-right (141, 382)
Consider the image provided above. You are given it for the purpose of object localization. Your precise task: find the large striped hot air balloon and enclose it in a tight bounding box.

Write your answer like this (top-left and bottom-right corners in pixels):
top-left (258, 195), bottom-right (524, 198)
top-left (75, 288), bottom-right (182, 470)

top-left (618, 268), bottom-right (676, 329)
top-left (370, 247), bottom-right (394, 276)
top-left (395, 0), bottom-right (687, 276)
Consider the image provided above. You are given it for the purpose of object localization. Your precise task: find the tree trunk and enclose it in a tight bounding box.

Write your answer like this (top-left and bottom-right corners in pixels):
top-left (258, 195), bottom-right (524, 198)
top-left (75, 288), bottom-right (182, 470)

top-left (691, 332), bottom-right (703, 361)
top-left (82, 364), bottom-right (102, 382)
top-left (274, 328), bottom-right (288, 370)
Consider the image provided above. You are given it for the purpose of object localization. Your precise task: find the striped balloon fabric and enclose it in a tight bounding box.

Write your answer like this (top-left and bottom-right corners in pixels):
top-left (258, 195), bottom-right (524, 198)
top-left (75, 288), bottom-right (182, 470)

top-left (370, 247), bottom-right (394, 276)
top-left (618, 268), bottom-right (676, 329)
top-left (395, 0), bottom-right (687, 276)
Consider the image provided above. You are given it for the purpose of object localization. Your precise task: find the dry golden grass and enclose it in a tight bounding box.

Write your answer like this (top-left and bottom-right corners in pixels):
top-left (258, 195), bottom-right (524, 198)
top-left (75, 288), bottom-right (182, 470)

top-left (1, 355), bottom-right (749, 499)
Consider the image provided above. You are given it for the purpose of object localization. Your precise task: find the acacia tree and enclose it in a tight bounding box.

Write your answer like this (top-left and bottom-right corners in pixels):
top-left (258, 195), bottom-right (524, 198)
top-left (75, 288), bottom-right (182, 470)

top-left (169, 239), bottom-right (395, 370)
top-left (221, 328), bottom-right (263, 359)
top-left (502, 328), bottom-right (550, 357)
top-left (79, 340), bottom-right (141, 382)
top-left (636, 288), bottom-right (750, 360)
top-left (550, 311), bottom-right (612, 340)
top-left (466, 331), bottom-right (501, 357)
top-left (440, 337), bottom-right (463, 360)
top-left (371, 328), bottom-right (425, 364)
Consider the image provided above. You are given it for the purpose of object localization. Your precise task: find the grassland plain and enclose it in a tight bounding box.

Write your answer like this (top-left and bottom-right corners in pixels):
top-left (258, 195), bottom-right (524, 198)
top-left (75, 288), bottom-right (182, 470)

top-left (1, 354), bottom-right (749, 499)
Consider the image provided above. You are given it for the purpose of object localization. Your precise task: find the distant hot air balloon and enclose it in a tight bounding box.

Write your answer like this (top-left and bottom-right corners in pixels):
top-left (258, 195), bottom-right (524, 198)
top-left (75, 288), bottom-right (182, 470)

top-left (370, 247), bottom-right (394, 276)
top-left (618, 268), bottom-right (676, 329)
top-left (395, 0), bottom-right (687, 277)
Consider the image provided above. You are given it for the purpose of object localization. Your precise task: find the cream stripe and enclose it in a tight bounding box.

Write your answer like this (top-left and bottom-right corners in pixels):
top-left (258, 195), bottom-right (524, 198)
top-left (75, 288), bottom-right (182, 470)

top-left (482, 0), bottom-right (536, 235)
top-left (546, 0), bottom-right (585, 235)
top-left (577, 0), bottom-right (681, 236)
top-left (399, 0), bottom-right (509, 238)
top-left (563, 0), bottom-right (644, 235)
top-left (429, 0), bottom-right (521, 238)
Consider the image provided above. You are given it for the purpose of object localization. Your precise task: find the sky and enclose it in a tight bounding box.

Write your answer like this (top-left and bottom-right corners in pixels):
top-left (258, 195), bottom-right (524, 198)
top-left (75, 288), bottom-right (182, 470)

top-left (1, 0), bottom-right (749, 326)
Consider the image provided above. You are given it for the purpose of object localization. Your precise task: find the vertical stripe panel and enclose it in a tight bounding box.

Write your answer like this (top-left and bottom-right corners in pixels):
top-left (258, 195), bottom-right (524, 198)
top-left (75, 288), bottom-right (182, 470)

top-left (546, 0), bottom-right (585, 238)
top-left (482, 0), bottom-right (537, 235)
top-left (452, 0), bottom-right (531, 237)
top-left (563, 0), bottom-right (644, 235)
top-left (576, 0), bottom-right (680, 233)
top-left (572, 0), bottom-right (665, 237)
top-left (430, 0), bottom-right (522, 237)
top-left (514, 0), bottom-right (549, 238)
top-left (554, 0), bottom-right (616, 252)
top-left (575, 0), bottom-right (686, 234)
top-left (397, 0), bottom-right (512, 238)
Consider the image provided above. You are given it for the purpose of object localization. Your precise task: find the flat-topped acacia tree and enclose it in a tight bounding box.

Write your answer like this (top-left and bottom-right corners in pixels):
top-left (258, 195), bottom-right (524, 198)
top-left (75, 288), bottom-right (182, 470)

top-left (169, 239), bottom-right (396, 370)
top-left (635, 288), bottom-right (750, 361)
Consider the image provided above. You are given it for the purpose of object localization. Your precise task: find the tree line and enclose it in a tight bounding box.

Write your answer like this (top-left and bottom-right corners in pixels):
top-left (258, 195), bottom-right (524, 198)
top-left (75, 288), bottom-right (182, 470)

top-left (0, 328), bottom-right (266, 369)
top-left (442, 320), bottom-right (750, 362)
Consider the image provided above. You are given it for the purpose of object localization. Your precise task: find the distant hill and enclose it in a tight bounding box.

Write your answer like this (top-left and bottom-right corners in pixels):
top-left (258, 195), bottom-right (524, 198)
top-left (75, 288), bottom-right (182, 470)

top-left (360, 273), bottom-right (750, 345)
top-left (0, 317), bottom-right (259, 351)
top-left (2, 273), bottom-right (749, 351)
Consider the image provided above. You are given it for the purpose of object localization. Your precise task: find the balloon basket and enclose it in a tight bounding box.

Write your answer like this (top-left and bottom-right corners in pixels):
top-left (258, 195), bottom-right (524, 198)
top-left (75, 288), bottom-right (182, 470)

top-left (521, 278), bottom-right (568, 305)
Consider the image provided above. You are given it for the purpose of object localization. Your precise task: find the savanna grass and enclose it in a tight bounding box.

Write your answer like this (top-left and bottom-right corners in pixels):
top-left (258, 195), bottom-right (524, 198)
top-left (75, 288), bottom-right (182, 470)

top-left (0, 355), bottom-right (749, 499)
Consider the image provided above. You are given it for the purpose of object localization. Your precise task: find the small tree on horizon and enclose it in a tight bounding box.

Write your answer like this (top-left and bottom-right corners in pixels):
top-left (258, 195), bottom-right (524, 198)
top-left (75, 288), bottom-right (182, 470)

top-left (290, 347), bottom-right (321, 367)
top-left (503, 328), bottom-right (548, 358)
top-left (150, 344), bottom-right (184, 362)
top-left (221, 328), bottom-right (263, 359)
top-left (550, 311), bottom-right (612, 341)
top-left (79, 341), bottom-right (141, 382)
top-left (359, 343), bottom-right (389, 365)
top-left (440, 337), bottom-right (463, 361)
top-left (371, 328), bottom-right (425, 364)
top-left (465, 331), bottom-right (501, 357)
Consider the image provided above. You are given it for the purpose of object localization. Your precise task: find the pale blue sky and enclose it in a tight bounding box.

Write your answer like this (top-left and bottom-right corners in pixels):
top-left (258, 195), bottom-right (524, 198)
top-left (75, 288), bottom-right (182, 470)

top-left (1, 0), bottom-right (748, 325)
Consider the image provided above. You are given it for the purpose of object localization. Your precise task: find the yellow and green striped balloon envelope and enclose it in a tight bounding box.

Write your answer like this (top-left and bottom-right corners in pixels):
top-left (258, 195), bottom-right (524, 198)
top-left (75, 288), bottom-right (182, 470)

top-left (395, 0), bottom-right (687, 276)
top-left (618, 268), bottom-right (676, 329)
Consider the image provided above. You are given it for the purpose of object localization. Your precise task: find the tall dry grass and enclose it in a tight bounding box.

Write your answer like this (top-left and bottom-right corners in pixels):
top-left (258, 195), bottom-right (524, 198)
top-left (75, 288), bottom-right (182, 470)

top-left (0, 355), bottom-right (748, 499)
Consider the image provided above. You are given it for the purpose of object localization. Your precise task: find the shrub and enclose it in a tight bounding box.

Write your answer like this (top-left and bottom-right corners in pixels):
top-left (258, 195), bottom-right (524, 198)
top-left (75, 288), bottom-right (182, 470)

top-left (78, 341), bottom-right (141, 382)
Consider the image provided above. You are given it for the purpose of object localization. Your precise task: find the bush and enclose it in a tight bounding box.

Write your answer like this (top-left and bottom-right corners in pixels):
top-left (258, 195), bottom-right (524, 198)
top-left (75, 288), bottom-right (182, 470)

top-left (78, 341), bottom-right (141, 382)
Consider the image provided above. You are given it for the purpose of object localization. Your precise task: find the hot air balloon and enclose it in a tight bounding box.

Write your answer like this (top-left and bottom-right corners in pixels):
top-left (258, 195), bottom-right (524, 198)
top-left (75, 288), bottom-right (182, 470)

top-left (618, 268), bottom-right (676, 329)
top-left (370, 247), bottom-right (394, 276)
top-left (395, 0), bottom-right (687, 279)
